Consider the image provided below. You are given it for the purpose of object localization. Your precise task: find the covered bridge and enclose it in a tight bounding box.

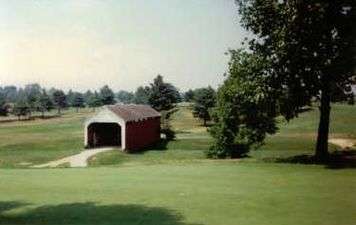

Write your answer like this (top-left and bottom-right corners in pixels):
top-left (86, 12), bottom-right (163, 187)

top-left (84, 104), bottom-right (161, 152)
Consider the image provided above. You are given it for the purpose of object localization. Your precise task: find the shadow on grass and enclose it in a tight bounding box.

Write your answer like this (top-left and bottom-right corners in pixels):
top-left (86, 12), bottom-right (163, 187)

top-left (130, 139), bottom-right (170, 154)
top-left (0, 201), bottom-right (200, 225)
top-left (265, 150), bottom-right (356, 169)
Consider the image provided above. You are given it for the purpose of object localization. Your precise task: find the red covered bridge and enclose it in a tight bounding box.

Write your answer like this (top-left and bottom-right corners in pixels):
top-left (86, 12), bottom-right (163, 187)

top-left (84, 104), bottom-right (161, 152)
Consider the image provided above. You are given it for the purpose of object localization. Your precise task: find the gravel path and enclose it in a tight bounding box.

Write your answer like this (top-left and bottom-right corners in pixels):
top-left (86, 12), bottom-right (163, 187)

top-left (33, 147), bottom-right (114, 168)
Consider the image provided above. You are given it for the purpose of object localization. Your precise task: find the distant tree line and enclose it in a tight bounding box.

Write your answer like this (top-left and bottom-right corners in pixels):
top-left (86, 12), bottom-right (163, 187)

top-left (0, 84), bottom-right (117, 120)
top-left (0, 75), bottom-right (186, 122)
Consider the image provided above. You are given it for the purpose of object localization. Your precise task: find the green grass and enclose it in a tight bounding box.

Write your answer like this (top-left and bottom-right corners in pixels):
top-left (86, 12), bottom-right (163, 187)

top-left (0, 104), bottom-right (355, 225)
top-left (0, 164), bottom-right (355, 225)
top-left (0, 109), bottom-right (94, 168)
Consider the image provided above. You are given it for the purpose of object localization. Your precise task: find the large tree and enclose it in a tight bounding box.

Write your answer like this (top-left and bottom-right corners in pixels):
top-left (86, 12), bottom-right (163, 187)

top-left (236, 0), bottom-right (356, 159)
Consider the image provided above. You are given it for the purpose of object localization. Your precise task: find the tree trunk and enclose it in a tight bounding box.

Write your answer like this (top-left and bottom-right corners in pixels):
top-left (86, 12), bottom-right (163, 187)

top-left (42, 110), bottom-right (45, 119)
top-left (57, 107), bottom-right (61, 115)
top-left (315, 85), bottom-right (331, 160)
top-left (76, 107), bottom-right (79, 113)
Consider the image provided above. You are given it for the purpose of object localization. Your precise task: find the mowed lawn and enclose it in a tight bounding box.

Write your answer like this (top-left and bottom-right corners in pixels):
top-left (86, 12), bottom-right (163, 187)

top-left (0, 104), bottom-right (355, 225)
top-left (0, 109), bottom-right (95, 168)
top-left (1, 163), bottom-right (356, 225)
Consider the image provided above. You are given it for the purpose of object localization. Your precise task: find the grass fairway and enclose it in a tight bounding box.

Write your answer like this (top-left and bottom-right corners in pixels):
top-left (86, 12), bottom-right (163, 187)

top-left (1, 164), bottom-right (355, 225)
top-left (0, 104), bottom-right (355, 225)
top-left (0, 109), bottom-right (94, 168)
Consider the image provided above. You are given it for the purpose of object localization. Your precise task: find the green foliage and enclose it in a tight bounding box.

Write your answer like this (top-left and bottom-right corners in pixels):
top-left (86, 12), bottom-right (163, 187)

top-left (72, 92), bottom-right (85, 112)
top-left (134, 86), bottom-right (151, 104)
top-left (24, 84), bottom-right (42, 115)
top-left (52, 90), bottom-right (67, 114)
top-left (12, 89), bottom-right (31, 120)
top-left (99, 85), bottom-right (116, 105)
top-left (148, 75), bottom-right (180, 111)
top-left (87, 91), bottom-right (103, 110)
top-left (116, 90), bottom-right (135, 104)
top-left (208, 50), bottom-right (278, 158)
top-left (0, 92), bottom-right (9, 116)
top-left (38, 90), bottom-right (54, 117)
top-left (236, 0), bottom-right (356, 158)
top-left (184, 89), bottom-right (195, 102)
top-left (192, 86), bottom-right (216, 126)
top-left (160, 109), bottom-right (179, 141)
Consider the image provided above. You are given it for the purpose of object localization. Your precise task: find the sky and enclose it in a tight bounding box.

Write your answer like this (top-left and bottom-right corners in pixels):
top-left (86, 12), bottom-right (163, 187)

top-left (0, 0), bottom-right (246, 92)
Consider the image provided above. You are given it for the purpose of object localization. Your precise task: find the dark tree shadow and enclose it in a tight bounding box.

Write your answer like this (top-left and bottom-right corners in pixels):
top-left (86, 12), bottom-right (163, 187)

top-left (131, 139), bottom-right (170, 153)
top-left (266, 150), bottom-right (356, 169)
top-left (0, 201), bottom-right (201, 225)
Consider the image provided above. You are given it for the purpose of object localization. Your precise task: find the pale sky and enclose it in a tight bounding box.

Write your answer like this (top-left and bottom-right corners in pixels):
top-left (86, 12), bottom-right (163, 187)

top-left (0, 0), bottom-right (246, 92)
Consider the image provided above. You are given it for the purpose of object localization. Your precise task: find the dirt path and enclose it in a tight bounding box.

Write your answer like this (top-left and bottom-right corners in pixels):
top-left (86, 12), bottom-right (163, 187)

top-left (33, 148), bottom-right (114, 168)
top-left (329, 138), bottom-right (355, 149)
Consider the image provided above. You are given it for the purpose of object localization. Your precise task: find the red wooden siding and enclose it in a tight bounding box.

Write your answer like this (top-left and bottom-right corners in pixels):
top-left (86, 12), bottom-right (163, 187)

top-left (125, 117), bottom-right (161, 151)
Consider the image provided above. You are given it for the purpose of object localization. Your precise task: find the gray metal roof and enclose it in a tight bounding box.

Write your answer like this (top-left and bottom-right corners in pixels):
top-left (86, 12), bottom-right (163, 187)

top-left (107, 104), bottom-right (161, 122)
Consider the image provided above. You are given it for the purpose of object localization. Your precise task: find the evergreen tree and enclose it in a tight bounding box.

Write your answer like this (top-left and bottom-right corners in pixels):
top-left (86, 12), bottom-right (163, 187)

top-left (148, 75), bottom-right (180, 111)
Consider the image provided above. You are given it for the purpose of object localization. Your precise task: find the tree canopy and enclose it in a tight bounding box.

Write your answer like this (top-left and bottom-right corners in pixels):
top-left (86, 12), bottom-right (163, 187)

top-left (213, 0), bottom-right (356, 159)
top-left (99, 85), bottom-right (116, 105)
top-left (192, 87), bottom-right (216, 126)
top-left (148, 75), bottom-right (180, 111)
top-left (208, 50), bottom-right (278, 158)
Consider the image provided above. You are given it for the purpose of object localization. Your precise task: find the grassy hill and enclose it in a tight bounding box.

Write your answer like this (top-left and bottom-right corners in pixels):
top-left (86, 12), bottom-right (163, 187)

top-left (0, 104), bottom-right (355, 225)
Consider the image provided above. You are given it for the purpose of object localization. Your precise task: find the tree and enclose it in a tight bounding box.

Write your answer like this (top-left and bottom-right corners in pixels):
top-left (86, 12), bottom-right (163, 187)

top-left (100, 85), bottom-right (116, 105)
top-left (148, 75), bottom-right (180, 111)
top-left (2, 86), bottom-right (17, 103)
top-left (72, 92), bottom-right (85, 112)
top-left (134, 86), bottom-right (151, 104)
top-left (84, 90), bottom-right (94, 106)
top-left (38, 90), bottom-right (54, 118)
top-left (66, 89), bottom-right (76, 107)
top-left (192, 87), bottom-right (216, 126)
top-left (116, 90), bottom-right (135, 104)
top-left (13, 91), bottom-right (30, 120)
top-left (184, 89), bottom-right (195, 102)
top-left (87, 91), bottom-right (103, 111)
top-left (52, 90), bottom-right (67, 115)
top-left (0, 91), bottom-right (8, 116)
top-left (236, 0), bottom-right (356, 159)
top-left (24, 83), bottom-right (41, 117)
top-left (208, 50), bottom-right (278, 158)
